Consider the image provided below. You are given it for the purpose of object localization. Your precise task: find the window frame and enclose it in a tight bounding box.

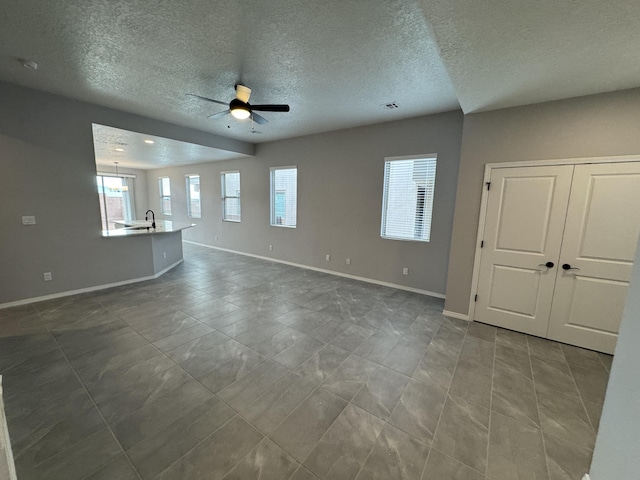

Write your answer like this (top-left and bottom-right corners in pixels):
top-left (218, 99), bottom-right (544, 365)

top-left (221, 170), bottom-right (241, 223)
top-left (159, 176), bottom-right (172, 215)
top-left (380, 154), bottom-right (437, 243)
top-left (185, 174), bottom-right (201, 219)
top-left (96, 172), bottom-right (136, 231)
top-left (269, 166), bottom-right (298, 228)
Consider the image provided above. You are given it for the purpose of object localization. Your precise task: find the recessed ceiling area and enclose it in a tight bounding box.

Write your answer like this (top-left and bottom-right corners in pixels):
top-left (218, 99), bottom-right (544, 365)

top-left (2, 1), bottom-right (640, 144)
top-left (92, 124), bottom-right (250, 170)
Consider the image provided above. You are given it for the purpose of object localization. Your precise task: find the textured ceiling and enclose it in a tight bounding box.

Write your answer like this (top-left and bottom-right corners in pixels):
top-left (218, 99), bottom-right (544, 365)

top-left (420, 0), bottom-right (640, 113)
top-left (92, 124), bottom-right (248, 170)
top-left (1, 0), bottom-right (639, 154)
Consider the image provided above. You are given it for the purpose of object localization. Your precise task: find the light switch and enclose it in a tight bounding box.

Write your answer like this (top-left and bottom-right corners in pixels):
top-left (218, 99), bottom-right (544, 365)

top-left (22, 216), bottom-right (36, 225)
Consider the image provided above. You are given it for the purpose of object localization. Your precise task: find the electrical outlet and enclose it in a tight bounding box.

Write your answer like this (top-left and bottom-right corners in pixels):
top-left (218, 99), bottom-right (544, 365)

top-left (22, 215), bottom-right (36, 225)
top-left (163, 252), bottom-right (166, 259)
top-left (43, 272), bottom-right (52, 281)
top-left (325, 254), bottom-right (331, 262)
top-left (346, 258), bottom-right (351, 265)
top-left (269, 245), bottom-right (273, 251)
top-left (214, 235), bottom-right (218, 241)
top-left (402, 267), bottom-right (409, 275)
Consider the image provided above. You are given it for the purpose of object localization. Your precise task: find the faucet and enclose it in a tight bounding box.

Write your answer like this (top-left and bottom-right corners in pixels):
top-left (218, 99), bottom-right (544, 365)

top-left (145, 210), bottom-right (156, 229)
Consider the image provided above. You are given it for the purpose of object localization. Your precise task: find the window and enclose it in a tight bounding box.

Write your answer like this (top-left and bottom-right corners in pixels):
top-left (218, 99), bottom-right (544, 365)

top-left (97, 174), bottom-right (136, 231)
top-left (159, 177), bottom-right (171, 215)
top-left (270, 167), bottom-right (297, 227)
top-left (221, 171), bottom-right (241, 222)
top-left (381, 155), bottom-right (437, 242)
top-left (186, 174), bottom-right (201, 218)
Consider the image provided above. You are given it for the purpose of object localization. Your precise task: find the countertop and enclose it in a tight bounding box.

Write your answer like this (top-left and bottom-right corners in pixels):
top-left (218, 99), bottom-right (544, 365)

top-left (102, 220), bottom-right (195, 237)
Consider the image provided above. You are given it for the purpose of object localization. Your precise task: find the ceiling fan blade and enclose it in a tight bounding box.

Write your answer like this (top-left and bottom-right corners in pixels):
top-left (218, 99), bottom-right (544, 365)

top-left (187, 94), bottom-right (228, 106)
top-left (251, 104), bottom-right (290, 112)
top-left (251, 112), bottom-right (268, 124)
top-left (235, 85), bottom-right (252, 103)
top-left (208, 110), bottom-right (230, 119)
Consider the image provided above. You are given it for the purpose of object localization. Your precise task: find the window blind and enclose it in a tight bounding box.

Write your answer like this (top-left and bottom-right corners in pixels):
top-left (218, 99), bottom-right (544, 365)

top-left (221, 171), bottom-right (241, 222)
top-left (381, 157), bottom-right (436, 242)
top-left (270, 167), bottom-right (297, 227)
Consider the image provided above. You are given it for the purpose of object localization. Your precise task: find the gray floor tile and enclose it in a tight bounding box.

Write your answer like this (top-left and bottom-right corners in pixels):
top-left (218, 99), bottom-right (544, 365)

top-left (433, 395), bottom-right (490, 473)
top-left (531, 357), bottom-right (581, 400)
top-left (295, 344), bottom-right (351, 384)
top-left (527, 336), bottom-right (565, 363)
top-left (241, 373), bottom-right (317, 434)
top-left (217, 360), bottom-right (290, 411)
top-left (492, 364), bottom-right (539, 427)
top-left (495, 328), bottom-right (529, 352)
top-left (544, 433), bottom-right (593, 480)
top-left (171, 338), bottom-right (266, 392)
top-left (304, 404), bottom-right (384, 480)
top-left (223, 438), bottom-right (298, 480)
top-left (487, 412), bottom-right (548, 480)
top-left (537, 390), bottom-right (596, 450)
top-left (249, 327), bottom-right (311, 358)
top-left (494, 343), bottom-right (532, 379)
top-left (291, 466), bottom-right (320, 480)
top-left (270, 387), bottom-right (347, 463)
top-left (323, 355), bottom-right (380, 401)
top-left (276, 309), bottom-right (333, 333)
top-left (352, 365), bottom-right (410, 420)
top-left (355, 424), bottom-right (429, 480)
top-left (85, 454), bottom-right (140, 480)
top-left (467, 322), bottom-right (497, 342)
top-left (353, 330), bottom-right (402, 363)
top-left (329, 324), bottom-right (375, 352)
top-left (127, 396), bottom-right (234, 479)
top-left (4, 246), bottom-right (612, 480)
top-left (379, 336), bottom-right (427, 376)
top-left (152, 323), bottom-right (214, 352)
top-left (458, 336), bottom-right (495, 368)
top-left (422, 449), bottom-right (486, 480)
top-left (449, 359), bottom-right (493, 408)
top-left (15, 428), bottom-right (122, 480)
top-left (273, 336), bottom-right (326, 369)
top-left (389, 378), bottom-right (447, 444)
top-left (158, 416), bottom-right (263, 479)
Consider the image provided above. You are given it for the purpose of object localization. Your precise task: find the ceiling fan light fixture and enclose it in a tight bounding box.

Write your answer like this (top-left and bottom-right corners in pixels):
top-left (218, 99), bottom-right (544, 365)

top-left (229, 99), bottom-right (251, 120)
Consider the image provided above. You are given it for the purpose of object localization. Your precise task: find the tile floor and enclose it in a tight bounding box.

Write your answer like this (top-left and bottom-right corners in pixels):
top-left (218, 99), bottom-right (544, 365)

top-left (0, 243), bottom-right (612, 480)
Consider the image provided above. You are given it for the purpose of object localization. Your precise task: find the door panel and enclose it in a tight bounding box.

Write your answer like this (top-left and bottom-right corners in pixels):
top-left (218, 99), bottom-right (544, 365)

top-left (475, 165), bottom-right (574, 336)
top-left (548, 162), bottom-right (640, 353)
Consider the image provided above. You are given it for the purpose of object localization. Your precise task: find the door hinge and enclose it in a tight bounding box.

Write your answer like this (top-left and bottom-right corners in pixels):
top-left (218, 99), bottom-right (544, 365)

top-left (486, 182), bottom-right (491, 191)
top-left (480, 240), bottom-right (484, 248)
top-left (474, 294), bottom-right (478, 302)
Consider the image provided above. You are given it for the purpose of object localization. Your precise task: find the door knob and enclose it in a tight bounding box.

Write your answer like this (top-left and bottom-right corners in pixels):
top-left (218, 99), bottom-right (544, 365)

top-left (538, 261), bottom-right (555, 268)
top-left (562, 263), bottom-right (580, 271)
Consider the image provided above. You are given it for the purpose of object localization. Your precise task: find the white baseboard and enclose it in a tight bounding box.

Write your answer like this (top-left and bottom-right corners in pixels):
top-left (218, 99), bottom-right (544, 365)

top-left (442, 309), bottom-right (470, 321)
top-left (582, 475), bottom-right (590, 480)
top-left (0, 259), bottom-right (183, 310)
top-left (184, 240), bottom-right (446, 300)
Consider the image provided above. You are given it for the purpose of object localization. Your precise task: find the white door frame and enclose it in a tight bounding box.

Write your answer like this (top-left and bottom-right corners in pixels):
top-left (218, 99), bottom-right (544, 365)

top-left (467, 154), bottom-right (640, 324)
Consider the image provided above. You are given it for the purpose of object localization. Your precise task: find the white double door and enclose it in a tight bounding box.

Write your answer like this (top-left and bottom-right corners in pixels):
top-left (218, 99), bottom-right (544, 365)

top-left (474, 161), bottom-right (640, 354)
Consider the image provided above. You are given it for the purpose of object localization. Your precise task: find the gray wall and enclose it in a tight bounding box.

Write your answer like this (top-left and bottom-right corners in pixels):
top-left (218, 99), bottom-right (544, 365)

top-left (444, 88), bottom-right (640, 316)
top-left (589, 240), bottom-right (640, 479)
top-left (148, 111), bottom-right (463, 295)
top-left (0, 82), bottom-right (251, 305)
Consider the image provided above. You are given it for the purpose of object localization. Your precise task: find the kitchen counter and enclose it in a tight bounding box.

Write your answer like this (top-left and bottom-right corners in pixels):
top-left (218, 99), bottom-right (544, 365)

top-left (103, 220), bottom-right (195, 237)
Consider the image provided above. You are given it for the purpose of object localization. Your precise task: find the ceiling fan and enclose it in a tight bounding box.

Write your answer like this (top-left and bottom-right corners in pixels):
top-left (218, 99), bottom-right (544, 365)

top-left (188, 85), bottom-right (290, 124)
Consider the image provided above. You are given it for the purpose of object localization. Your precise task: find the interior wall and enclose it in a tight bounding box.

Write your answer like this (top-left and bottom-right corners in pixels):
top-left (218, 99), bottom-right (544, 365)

top-left (444, 88), bottom-right (640, 316)
top-left (0, 81), bottom-right (252, 305)
top-left (148, 111), bottom-right (463, 295)
top-left (589, 240), bottom-right (640, 479)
